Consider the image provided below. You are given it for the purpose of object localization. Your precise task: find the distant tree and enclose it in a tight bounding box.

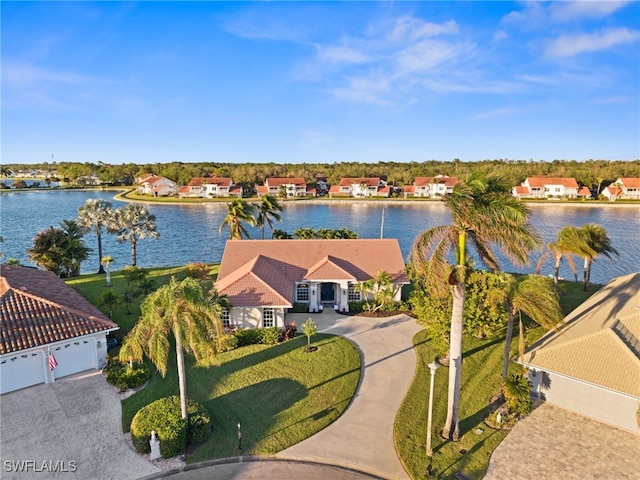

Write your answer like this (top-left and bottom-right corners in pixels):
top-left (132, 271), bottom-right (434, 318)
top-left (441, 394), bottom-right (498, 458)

top-left (219, 198), bottom-right (256, 240)
top-left (272, 229), bottom-right (292, 239)
top-left (112, 203), bottom-right (159, 266)
top-left (254, 194), bottom-right (283, 240)
top-left (292, 227), bottom-right (358, 239)
top-left (77, 198), bottom-right (114, 274)
top-left (579, 224), bottom-right (619, 291)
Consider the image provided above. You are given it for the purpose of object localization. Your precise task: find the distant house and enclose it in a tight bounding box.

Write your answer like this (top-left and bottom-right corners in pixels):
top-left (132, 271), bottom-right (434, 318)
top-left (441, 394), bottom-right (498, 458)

top-left (257, 178), bottom-right (315, 198)
top-left (215, 239), bottom-right (409, 328)
top-left (178, 177), bottom-right (242, 198)
top-left (403, 175), bottom-right (459, 198)
top-left (604, 178), bottom-right (640, 200)
top-left (1, 265), bottom-right (118, 394)
top-left (512, 177), bottom-right (580, 199)
top-left (602, 185), bottom-right (624, 201)
top-left (576, 186), bottom-right (592, 199)
top-left (137, 174), bottom-right (178, 197)
top-left (520, 272), bottom-right (640, 435)
top-left (328, 177), bottom-right (390, 198)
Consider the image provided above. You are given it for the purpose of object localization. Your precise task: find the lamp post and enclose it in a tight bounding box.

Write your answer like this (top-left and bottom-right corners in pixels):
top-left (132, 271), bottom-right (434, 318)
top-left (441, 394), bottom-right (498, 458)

top-left (426, 360), bottom-right (439, 457)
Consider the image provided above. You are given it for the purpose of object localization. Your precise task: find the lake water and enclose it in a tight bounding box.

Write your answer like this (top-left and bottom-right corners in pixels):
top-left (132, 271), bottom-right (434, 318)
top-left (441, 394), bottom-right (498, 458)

top-left (1, 190), bottom-right (638, 285)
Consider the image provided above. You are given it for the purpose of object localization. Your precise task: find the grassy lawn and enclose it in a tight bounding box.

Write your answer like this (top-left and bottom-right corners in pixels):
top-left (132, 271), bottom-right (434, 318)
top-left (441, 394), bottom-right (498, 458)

top-left (394, 279), bottom-right (601, 480)
top-left (66, 265), bottom-right (361, 462)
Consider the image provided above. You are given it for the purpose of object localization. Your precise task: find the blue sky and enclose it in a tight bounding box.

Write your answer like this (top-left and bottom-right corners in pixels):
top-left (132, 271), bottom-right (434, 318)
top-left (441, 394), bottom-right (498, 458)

top-left (2, 1), bottom-right (639, 165)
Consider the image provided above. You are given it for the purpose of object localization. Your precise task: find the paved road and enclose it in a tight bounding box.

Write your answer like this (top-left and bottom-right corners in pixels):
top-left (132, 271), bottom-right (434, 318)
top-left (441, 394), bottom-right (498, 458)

top-left (0, 370), bottom-right (159, 480)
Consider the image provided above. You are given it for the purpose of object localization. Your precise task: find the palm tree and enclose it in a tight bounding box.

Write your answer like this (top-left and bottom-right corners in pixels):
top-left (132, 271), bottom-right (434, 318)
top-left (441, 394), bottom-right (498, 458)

top-left (112, 203), bottom-right (159, 266)
top-left (579, 223), bottom-right (619, 291)
top-left (410, 172), bottom-right (540, 441)
top-left (77, 199), bottom-right (114, 274)
top-left (60, 219), bottom-right (90, 277)
top-left (489, 274), bottom-right (563, 381)
top-left (536, 226), bottom-right (595, 291)
top-left (119, 277), bottom-right (227, 419)
top-left (27, 221), bottom-right (91, 277)
top-left (254, 194), bottom-right (282, 239)
top-left (219, 198), bottom-right (256, 240)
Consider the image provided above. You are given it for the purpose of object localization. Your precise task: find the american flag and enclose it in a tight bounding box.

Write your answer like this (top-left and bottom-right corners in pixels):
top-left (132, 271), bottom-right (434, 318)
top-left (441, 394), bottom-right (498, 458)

top-left (49, 353), bottom-right (58, 371)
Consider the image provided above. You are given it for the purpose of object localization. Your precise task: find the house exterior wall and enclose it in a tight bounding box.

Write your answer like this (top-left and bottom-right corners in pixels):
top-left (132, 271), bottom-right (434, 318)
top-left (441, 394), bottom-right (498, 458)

top-left (229, 307), bottom-right (286, 329)
top-left (530, 369), bottom-right (640, 435)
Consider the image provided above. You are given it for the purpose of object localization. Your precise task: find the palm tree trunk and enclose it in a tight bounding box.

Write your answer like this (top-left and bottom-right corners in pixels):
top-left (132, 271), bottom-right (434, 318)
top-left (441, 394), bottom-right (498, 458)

top-left (553, 255), bottom-right (561, 291)
top-left (174, 326), bottom-right (188, 420)
top-left (96, 230), bottom-right (105, 274)
top-left (586, 259), bottom-right (593, 291)
top-left (502, 309), bottom-right (515, 381)
top-left (518, 315), bottom-right (525, 363)
top-left (131, 238), bottom-right (137, 266)
top-left (582, 256), bottom-right (589, 291)
top-left (442, 277), bottom-right (464, 441)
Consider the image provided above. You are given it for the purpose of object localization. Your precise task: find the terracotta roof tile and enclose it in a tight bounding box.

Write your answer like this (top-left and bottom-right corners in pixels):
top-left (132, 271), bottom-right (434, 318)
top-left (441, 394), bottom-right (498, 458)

top-left (620, 178), bottom-right (640, 188)
top-left (0, 266), bottom-right (118, 355)
top-left (525, 177), bottom-right (579, 188)
top-left (338, 177), bottom-right (380, 187)
top-left (265, 177), bottom-right (306, 187)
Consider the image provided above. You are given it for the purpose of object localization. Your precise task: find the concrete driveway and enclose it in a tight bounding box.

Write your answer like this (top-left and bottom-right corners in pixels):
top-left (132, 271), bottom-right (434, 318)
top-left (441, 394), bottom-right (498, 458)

top-left (0, 370), bottom-right (159, 480)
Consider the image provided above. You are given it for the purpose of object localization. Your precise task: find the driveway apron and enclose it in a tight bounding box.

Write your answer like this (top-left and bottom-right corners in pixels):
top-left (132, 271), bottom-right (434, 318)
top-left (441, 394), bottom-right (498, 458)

top-left (0, 370), bottom-right (159, 480)
top-left (278, 312), bottom-right (423, 480)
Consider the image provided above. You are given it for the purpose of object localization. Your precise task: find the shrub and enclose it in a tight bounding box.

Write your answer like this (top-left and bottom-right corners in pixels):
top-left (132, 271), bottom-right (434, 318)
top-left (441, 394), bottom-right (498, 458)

top-left (290, 303), bottom-right (309, 313)
top-left (260, 327), bottom-right (281, 345)
top-left (348, 301), bottom-right (366, 314)
top-left (281, 322), bottom-right (297, 341)
top-left (104, 358), bottom-right (150, 391)
top-left (217, 334), bottom-right (238, 352)
top-left (234, 328), bottom-right (262, 346)
top-left (131, 396), bottom-right (211, 458)
top-left (185, 262), bottom-right (210, 280)
top-left (503, 374), bottom-right (533, 415)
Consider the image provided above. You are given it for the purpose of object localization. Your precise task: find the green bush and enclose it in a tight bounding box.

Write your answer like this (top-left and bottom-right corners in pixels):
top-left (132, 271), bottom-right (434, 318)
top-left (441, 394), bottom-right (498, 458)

top-left (260, 327), bottom-right (281, 345)
top-left (234, 328), bottom-right (262, 346)
top-left (130, 396), bottom-right (211, 458)
top-left (348, 301), bottom-right (366, 314)
top-left (281, 322), bottom-right (297, 341)
top-left (217, 334), bottom-right (238, 352)
top-left (104, 358), bottom-right (150, 391)
top-left (503, 374), bottom-right (533, 415)
top-left (185, 262), bottom-right (210, 280)
top-left (290, 303), bottom-right (309, 313)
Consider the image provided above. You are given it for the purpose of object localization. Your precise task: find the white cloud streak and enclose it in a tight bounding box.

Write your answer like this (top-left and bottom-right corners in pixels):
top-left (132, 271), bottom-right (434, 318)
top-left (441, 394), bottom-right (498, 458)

top-left (546, 27), bottom-right (640, 57)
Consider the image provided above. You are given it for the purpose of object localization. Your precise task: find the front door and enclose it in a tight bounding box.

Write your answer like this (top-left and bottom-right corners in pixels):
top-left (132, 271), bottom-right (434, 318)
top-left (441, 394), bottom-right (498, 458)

top-left (320, 283), bottom-right (335, 302)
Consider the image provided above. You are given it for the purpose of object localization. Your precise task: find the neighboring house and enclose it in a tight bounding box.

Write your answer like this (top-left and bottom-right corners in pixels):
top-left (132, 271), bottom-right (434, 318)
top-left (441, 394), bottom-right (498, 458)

top-left (613, 178), bottom-right (640, 200)
top-left (520, 272), bottom-right (640, 435)
top-left (328, 177), bottom-right (390, 198)
top-left (215, 239), bottom-right (409, 328)
top-left (602, 185), bottom-right (624, 201)
top-left (403, 175), bottom-right (459, 198)
top-left (576, 186), bottom-right (592, 199)
top-left (512, 177), bottom-right (580, 199)
top-left (178, 177), bottom-right (242, 198)
top-left (136, 174), bottom-right (178, 197)
top-left (256, 178), bottom-right (315, 198)
top-left (0, 265), bottom-right (118, 395)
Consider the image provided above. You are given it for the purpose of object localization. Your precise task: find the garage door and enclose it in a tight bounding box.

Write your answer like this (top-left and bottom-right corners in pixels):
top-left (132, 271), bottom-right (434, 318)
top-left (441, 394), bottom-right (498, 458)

top-left (51, 339), bottom-right (96, 379)
top-left (0, 351), bottom-right (46, 394)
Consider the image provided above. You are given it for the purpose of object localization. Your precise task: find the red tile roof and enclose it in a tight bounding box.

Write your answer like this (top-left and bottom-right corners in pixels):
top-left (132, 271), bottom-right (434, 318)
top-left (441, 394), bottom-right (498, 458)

top-left (216, 240), bottom-right (409, 308)
top-left (187, 177), bottom-right (232, 187)
top-left (620, 178), bottom-right (640, 188)
top-left (265, 177), bottom-right (306, 187)
top-left (577, 186), bottom-right (592, 197)
top-left (1, 266), bottom-right (118, 355)
top-left (513, 186), bottom-right (530, 195)
top-left (403, 185), bottom-right (415, 193)
top-left (414, 176), bottom-right (459, 187)
top-left (338, 177), bottom-right (380, 187)
top-left (526, 177), bottom-right (579, 188)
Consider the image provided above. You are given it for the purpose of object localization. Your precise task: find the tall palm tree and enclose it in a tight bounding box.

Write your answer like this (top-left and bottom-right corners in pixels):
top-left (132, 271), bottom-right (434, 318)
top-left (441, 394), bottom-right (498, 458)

top-left (77, 198), bottom-right (114, 273)
top-left (579, 223), bottom-right (618, 291)
top-left (254, 194), bottom-right (282, 239)
top-left (112, 203), bottom-right (159, 266)
top-left (219, 198), bottom-right (256, 240)
top-left (27, 221), bottom-right (91, 277)
top-left (489, 274), bottom-right (563, 381)
top-left (536, 226), bottom-right (595, 291)
top-left (119, 277), bottom-right (227, 419)
top-left (410, 172), bottom-right (540, 441)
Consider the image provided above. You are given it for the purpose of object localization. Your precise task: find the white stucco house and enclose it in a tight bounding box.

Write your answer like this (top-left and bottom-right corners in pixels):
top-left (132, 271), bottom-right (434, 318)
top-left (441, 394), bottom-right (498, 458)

top-left (136, 174), bottom-right (178, 197)
top-left (603, 178), bottom-right (640, 200)
top-left (178, 177), bottom-right (242, 198)
top-left (403, 175), bottom-right (459, 198)
top-left (1, 265), bottom-right (119, 395)
top-left (512, 177), bottom-right (580, 199)
top-left (328, 177), bottom-right (391, 198)
top-left (520, 272), bottom-right (640, 435)
top-left (215, 239), bottom-right (409, 329)
top-left (256, 178), bottom-right (315, 198)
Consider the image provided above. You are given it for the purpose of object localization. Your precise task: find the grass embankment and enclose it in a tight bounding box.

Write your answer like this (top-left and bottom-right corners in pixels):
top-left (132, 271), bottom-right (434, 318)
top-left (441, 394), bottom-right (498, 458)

top-left (394, 280), bottom-right (600, 480)
top-left (67, 265), bottom-right (361, 461)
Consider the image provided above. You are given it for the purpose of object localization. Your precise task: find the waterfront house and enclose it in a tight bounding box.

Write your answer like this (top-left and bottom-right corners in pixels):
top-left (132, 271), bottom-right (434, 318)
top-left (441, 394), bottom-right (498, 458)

top-left (136, 174), bottom-right (178, 197)
top-left (512, 177), bottom-right (580, 199)
top-left (612, 178), bottom-right (640, 200)
top-left (0, 265), bottom-right (118, 394)
top-left (257, 177), bottom-right (316, 198)
top-left (602, 184), bottom-right (624, 201)
top-left (403, 175), bottom-right (459, 198)
top-left (520, 272), bottom-right (640, 435)
top-left (215, 239), bottom-right (409, 328)
top-left (328, 177), bottom-right (390, 198)
top-left (178, 177), bottom-right (242, 198)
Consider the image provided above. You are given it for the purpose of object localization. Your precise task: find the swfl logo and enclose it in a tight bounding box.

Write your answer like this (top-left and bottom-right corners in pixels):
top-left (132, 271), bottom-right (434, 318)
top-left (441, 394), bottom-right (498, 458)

top-left (3, 460), bottom-right (77, 473)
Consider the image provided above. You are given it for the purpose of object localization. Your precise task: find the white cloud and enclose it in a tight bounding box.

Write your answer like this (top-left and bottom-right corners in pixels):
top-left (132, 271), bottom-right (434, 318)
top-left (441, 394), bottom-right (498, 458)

top-left (550, 1), bottom-right (630, 22)
top-left (492, 30), bottom-right (508, 44)
top-left (315, 45), bottom-right (369, 64)
top-left (2, 61), bottom-right (92, 86)
top-left (545, 27), bottom-right (640, 57)
top-left (390, 16), bottom-right (458, 42)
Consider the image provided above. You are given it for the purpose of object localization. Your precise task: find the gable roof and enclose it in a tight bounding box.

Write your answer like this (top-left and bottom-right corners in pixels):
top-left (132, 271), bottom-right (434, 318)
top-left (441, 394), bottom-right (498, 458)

top-left (520, 272), bottom-right (640, 398)
top-left (339, 177), bottom-right (380, 187)
top-left (0, 266), bottom-right (118, 355)
top-left (265, 177), bottom-right (306, 187)
top-left (525, 177), bottom-right (579, 188)
top-left (414, 176), bottom-right (459, 187)
top-left (216, 239), bottom-right (409, 307)
top-left (619, 178), bottom-right (640, 188)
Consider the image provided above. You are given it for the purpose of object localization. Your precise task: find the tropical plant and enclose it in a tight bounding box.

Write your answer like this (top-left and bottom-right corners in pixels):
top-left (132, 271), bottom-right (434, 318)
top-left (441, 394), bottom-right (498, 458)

top-left (27, 221), bottom-right (91, 277)
top-left (292, 227), bottom-right (358, 239)
top-left (119, 277), bottom-right (226, 419)
top-left (100, 290), bottom-right (122, 319)
top-left (123, 265), bottom-right (148, 287)
top-left (579, 223), bottom-right (618, 291)
top-left (272, 229), bottom-right (292, 239)
top-left (502, 373), bottom-right (533, 415)
top-left (301, 318), bottom-right (318, 351)
top-left (219, 198), bottom-right (256, 240)
top-left (357, 270), bottom-right (400, 313)
top-left (487, 274), bottom-right (563, 380)
top-left (254, 194), bottom-right (283, 239)
top-left (112, 203), bottom-right (159, 266)
top-left (536, 226), bottom-right (595, 291)
top-left (410, 172), bottom-right (540, 441)
top-left (77, 198), bottom-right (114, 273)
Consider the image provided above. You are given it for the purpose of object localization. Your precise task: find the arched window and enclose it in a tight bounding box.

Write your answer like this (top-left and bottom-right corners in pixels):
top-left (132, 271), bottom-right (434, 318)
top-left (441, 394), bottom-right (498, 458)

top-left (296, 283), bottom-right (310, 302)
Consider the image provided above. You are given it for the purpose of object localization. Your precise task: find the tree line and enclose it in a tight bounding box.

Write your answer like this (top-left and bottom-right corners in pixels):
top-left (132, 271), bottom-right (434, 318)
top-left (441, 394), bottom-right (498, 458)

top-left (3, 159), bottom-right (639, 193)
